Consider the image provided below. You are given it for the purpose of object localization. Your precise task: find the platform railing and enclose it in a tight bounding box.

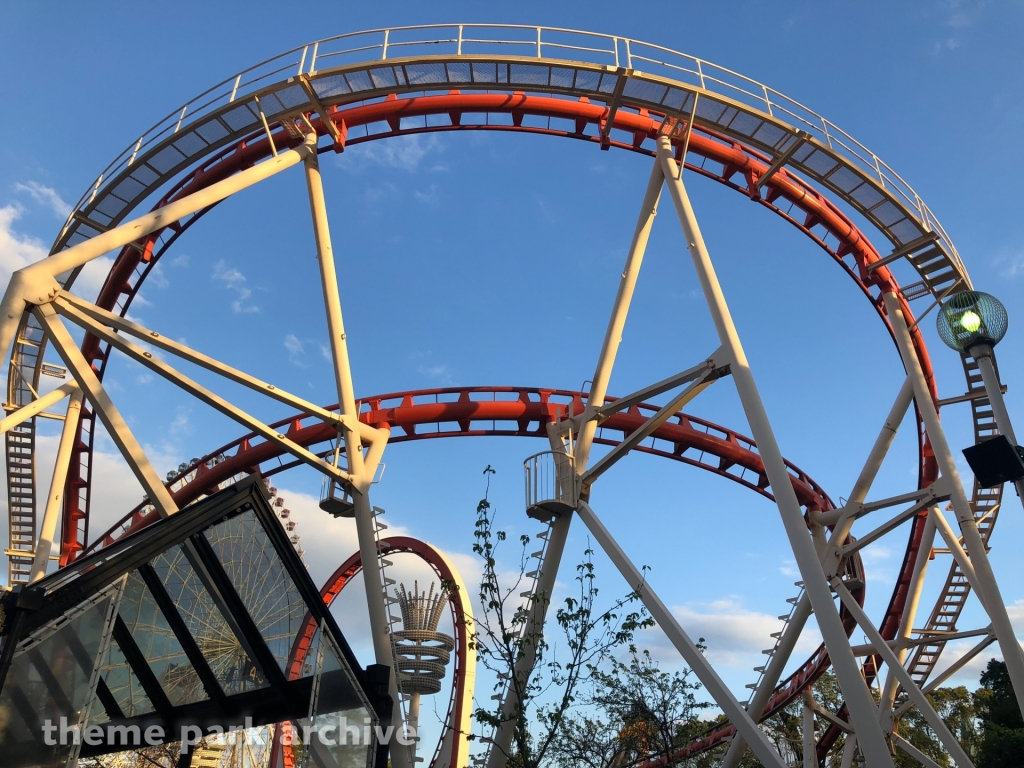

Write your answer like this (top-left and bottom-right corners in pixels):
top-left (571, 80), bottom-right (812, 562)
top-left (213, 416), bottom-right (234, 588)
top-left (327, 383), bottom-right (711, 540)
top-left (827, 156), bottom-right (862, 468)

top-left (524, 450), bottom-right (578, 521)
top-left (54, 24), bottom-right (962, 277)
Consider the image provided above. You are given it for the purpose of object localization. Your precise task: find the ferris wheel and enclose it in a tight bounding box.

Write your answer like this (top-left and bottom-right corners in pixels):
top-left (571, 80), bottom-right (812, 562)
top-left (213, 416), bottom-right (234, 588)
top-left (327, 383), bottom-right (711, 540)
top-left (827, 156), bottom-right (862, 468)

top-left (1, 24), bottom-right (1022, 768)
top-left (80, 485), bottom-right (303, 768)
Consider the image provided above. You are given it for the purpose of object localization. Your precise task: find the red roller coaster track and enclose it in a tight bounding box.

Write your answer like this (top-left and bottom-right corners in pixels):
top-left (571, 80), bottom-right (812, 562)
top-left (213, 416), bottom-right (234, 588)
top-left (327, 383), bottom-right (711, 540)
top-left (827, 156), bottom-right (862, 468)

top-left (84, 385), bottom-right (864, 761)
top-left (274, 536), bottom-right (472, 768)
top-left (67, 91), bottom-right (935, 761)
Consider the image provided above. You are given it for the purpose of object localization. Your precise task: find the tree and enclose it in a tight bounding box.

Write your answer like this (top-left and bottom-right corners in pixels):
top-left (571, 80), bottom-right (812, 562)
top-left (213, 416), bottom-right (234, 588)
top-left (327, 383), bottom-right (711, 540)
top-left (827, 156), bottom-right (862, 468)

top-left (893, 685), bottom-right (979, 768)
top-left (749, 671), bottom-right (846, 767)
top-left (550, 644), bottom-right (715, 767)
top-left (469, 466), bottom-right (653, 768)
top-left (974, 659), bottom-right (1024, 768)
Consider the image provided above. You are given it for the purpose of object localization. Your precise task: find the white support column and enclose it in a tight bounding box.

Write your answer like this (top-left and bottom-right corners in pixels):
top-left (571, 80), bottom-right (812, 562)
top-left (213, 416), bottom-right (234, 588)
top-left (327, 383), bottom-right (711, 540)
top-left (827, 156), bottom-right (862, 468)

top-left (0, 136), bottom-right (318, 368)
top-left (839, 736), bottom-right (858, 768)
top-left (802, 689), bottom-right (816, 768)
top-left (577, 501), bottom-right (788, 768)
top-left (575, 157), bottom-right (663, 471)
top-left (833, 579), bottom-right (975, 768)
top-left (485, 508), bottom-right (572, 768)
top-left (970, 345), bottom-right (1024, 507)
top-left (883, 291), bottom-right (1024, 717)
top-left (726, 376), bottom-right (915, 767)
top-left (657, 135), bottom-right (895, 767)
top-left (0, 381), bottom-right (77, 435)
top-left (29, 388), bottom-right (83, 582)
top-left (488, 156), bottom-right (663, 768)
top-left (877, 511), bottom-right (937, 731)
top-left (303, 145), bottom-right (409, 768)
top-left (33, 305), bottom-right (178, 517)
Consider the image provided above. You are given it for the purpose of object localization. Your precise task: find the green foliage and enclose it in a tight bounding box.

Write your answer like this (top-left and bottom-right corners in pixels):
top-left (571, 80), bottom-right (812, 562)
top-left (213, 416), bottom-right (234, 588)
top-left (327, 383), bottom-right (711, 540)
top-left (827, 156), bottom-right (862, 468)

top-left (975, 659), bottom-right (1024, 768)
top-left (469, 466), bottom-right (653, 768)
top-left (549, 644), bottom-right (714, 767)
top-left (894, 685), bottom-right (978, 768)
top-left (754, 671), bottom-right (846, 767)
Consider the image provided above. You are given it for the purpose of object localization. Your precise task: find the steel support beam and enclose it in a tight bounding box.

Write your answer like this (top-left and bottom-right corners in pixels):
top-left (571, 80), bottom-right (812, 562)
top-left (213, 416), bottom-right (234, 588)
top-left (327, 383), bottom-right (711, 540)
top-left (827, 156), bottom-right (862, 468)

top-left (488, 154), bottom-right (663, 768)
top-left (802, 689), bottom-right (816, 768)
top-left (581, 370), bottom-right (716, 488)
top-left (577, 501), bottom-right (787, 768)
top-left (484, 507), bottom-right (573, 768)
top-left (969, 344), bottom-right (1024, 511)
top-left (894, 632), bottom-right (997, 719)
top-left (0, 381), bottom-right (77, 435)
top-left (721, 593), bottom-right (813, 768)
top-left (574, 156), bottom-right (663, 472)
top-left (877, 511), bottom-right (937, 731)
top-left (884, 290), bottom-right (1024, 717)
top-left (0, 135), bottom-right (318, 368)
top-left (53, 298), bottom-right (353, 485)
top-left (833, 579), bottom-right (975, 768)
top-left (56, 291), bottom-right (356, 437)
top-left (657, 135), bottom-right (894, 767)
top-left (32, 305), bottom-right (178, 517)
top-left (29, 388), bottom-right (83, 581)
top-left (302, 144), bottom-right (409, 768)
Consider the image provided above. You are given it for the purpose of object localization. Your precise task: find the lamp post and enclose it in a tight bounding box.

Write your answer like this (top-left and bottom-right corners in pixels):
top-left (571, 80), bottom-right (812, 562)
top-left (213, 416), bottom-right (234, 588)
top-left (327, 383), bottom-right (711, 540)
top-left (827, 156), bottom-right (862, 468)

top-left (936, 291), bottom-right (1024, 502)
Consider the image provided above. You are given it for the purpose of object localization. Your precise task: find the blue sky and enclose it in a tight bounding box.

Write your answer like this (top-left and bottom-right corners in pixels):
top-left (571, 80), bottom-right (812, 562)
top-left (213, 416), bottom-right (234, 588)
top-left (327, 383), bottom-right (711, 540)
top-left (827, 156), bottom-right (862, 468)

top-left (2, 0), bottom-right (1023, 752)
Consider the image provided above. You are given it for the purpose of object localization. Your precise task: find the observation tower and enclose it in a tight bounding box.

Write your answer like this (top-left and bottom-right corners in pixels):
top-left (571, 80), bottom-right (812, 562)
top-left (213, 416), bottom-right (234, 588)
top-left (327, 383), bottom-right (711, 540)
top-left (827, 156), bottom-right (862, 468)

top-left (0, 23), bottom-right (1020, 768)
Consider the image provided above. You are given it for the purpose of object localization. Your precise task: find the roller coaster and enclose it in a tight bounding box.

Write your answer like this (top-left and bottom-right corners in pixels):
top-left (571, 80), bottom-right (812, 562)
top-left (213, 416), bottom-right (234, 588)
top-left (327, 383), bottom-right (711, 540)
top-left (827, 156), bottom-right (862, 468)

top-left (0, 24), bottom-right (1021, 768)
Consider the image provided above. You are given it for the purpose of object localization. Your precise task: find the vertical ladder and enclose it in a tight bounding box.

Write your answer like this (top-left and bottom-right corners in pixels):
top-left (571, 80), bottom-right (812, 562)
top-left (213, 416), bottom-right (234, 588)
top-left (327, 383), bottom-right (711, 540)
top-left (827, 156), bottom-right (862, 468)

top-left (5, 322), bottom-right (43, 585)
top-left (477, 518), bottom-right (557, 764)
top-left (901, 351), bottom-right (1003, 693)
top-left (371, 506), bottom-right (423, 762)
top-left (746, 582), bottom-right (804, 705)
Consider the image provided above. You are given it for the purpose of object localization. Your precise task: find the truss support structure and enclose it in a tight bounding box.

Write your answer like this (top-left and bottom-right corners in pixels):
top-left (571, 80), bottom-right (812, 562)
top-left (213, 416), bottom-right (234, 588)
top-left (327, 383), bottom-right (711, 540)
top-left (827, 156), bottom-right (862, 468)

top-left (485, 149), bottom-right (665, 768)
top-left (32, 304), bottom-right (178, 518)
top-left (0, 136), bottom-right (318, 370)
top-left (301, 140), bottom-right (409, 768)
top-left (578, 500), bottom-right (788, 768)
top-left (833, 579), bottom-right (976, 768)
top-left (883, 290), bottom-right (1024, 717)
top-left (656, 135), bottom-right (896, 767)
top-left (877, 510), bottom-right (937, 733)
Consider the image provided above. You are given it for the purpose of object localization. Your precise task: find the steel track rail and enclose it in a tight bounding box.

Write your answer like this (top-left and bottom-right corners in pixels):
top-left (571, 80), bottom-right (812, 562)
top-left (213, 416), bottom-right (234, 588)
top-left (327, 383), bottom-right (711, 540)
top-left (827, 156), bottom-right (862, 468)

top-left (4, 31), bottom-right (1001, 760)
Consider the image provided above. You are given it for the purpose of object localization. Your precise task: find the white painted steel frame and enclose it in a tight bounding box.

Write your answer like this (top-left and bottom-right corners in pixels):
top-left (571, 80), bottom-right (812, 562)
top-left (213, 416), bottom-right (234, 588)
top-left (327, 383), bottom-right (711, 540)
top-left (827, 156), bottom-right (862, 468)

top-left (884, 291), bottom-right (1024, 717)
top-left (2, 30), bottom-right (1021, 767)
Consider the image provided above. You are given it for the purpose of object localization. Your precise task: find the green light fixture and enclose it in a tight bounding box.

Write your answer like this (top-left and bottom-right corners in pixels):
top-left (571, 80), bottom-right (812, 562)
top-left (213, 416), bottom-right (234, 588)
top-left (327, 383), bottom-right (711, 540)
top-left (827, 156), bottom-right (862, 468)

top-left (936, 291), bottom-right (1008, 353)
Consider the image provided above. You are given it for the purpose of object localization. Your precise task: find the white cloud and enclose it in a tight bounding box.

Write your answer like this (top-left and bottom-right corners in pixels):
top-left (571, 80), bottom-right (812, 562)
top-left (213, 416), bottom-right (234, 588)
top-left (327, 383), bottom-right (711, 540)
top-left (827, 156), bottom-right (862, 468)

top-left (284, 334), bottom-right (305, 357)
top-left (0, 204), bottom-right (48, 283)
top-left (413, 185), bottom-right (440, 206)
top-left (997, 252), bottom-right (1024, 278)
top-left (168, 253), bottom-right (190, 268)
top-left (212, 259), bottom-right (259, 314)
top-left (14, 181), bottom-right (71, 218)
top-left (417, 364), bottom-right (450, 381)
top-left (345, 134), bottom-right (445, 173)
top-left (666, 598), bottom-right (821, 668)
top-left (147, 262), bottom-right (169, 289)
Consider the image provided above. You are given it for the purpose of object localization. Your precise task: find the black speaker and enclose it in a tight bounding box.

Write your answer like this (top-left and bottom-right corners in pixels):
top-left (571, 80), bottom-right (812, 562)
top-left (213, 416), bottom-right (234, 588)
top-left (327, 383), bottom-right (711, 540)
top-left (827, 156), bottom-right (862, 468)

top-left (962, 435), bottom-right (1024, 488)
